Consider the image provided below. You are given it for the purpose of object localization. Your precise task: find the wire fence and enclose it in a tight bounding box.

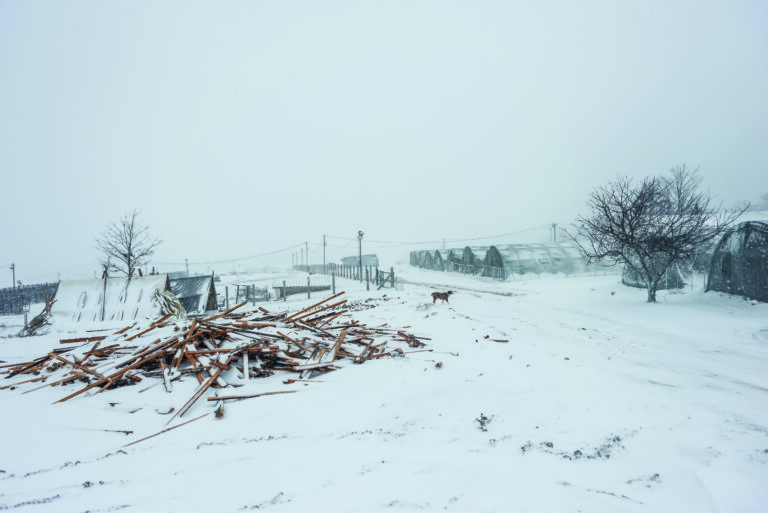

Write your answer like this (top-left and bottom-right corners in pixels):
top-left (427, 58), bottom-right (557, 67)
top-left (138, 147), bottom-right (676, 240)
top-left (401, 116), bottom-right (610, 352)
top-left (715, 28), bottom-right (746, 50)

top-left (0, 283), bottom-right (58, 316)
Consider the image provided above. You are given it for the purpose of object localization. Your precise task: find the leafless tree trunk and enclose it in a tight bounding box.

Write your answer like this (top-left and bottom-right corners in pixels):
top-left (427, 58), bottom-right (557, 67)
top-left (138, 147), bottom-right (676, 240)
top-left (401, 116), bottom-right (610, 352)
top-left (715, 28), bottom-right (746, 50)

top-left (96, 210), bottom-right (161, 278)
top-left (574, 166), bottom-right (746, 302)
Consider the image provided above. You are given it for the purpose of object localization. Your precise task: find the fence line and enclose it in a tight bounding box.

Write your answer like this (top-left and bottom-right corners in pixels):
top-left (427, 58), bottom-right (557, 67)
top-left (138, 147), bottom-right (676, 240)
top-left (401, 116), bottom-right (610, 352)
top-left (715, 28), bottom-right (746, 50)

top-left (291, 263), bottom-right (396, 289)
top-left (0, 282), bottom-right (58, 316)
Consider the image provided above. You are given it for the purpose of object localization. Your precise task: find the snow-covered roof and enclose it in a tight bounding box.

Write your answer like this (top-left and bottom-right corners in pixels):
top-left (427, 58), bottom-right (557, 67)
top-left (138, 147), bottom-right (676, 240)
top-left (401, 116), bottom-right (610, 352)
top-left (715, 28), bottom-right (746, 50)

top-left (170, 275), bottom-right (218, 314)
top-left (341, 254), bottom-right (379, 267)
top-left (487, 243), bottom-right (588, 275)
top-left (51, 274), bottom-right (181, 323)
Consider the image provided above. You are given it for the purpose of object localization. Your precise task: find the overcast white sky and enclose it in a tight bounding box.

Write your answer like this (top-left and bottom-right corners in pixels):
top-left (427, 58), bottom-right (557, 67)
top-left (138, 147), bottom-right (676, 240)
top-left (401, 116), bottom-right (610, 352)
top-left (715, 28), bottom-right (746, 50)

top-left (1, 0), bottom-right (767, 283)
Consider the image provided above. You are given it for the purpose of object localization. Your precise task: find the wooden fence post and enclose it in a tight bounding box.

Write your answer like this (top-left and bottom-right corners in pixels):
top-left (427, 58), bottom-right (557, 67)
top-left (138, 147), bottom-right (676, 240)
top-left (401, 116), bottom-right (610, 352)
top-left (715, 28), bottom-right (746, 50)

top-left (332, 273), bottom-right (336, 294)
top-left (390, 267), bottom-right (395, 288)
top-left (307, 276), bottom-right (311, 299)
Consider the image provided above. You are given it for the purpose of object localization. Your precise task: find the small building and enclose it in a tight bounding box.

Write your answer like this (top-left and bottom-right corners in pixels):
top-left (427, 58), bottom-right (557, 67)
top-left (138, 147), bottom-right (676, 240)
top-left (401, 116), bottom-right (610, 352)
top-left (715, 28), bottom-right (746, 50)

top-left (341, 254), bottom-right (379, 267)
top-left (170, 275), bottom-right (218, 315)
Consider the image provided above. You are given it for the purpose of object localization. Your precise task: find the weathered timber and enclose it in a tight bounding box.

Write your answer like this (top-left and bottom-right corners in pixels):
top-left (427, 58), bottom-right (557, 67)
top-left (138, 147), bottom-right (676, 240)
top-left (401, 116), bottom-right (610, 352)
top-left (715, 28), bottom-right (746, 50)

top-left (0, 375), bottom-right (47, 390)
top-left (48, 353), bottom-right (105, 380)
top-left (60, 336), bottom-right (107, 344)
top-left (4, 290), bottom-right (432, 425)
top-left (282, 291), bottom-right (346, 322)
top-left (170, 352), bottom-right (236, 422)
top-left (288, 299), bottom-right (348, 324)
top-left (207, 390), bottom-right (296, 401)
top-left (124, 412), bottom-right (209, 448)
top-left (292, 361), bottom-right (340, 372)
top-left (201, 301), bottom-right (248, 322)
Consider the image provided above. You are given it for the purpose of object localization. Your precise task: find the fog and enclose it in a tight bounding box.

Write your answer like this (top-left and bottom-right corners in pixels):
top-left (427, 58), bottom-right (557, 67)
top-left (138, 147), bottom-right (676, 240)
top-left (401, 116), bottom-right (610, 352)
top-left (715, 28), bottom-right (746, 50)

top-left (1, 1), bottom-right (767, 283)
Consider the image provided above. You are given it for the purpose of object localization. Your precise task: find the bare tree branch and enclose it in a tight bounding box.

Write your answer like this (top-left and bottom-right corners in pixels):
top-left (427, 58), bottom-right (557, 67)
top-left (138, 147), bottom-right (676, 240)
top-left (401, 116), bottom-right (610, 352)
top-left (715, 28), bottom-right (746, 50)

top-left (96, 210), bottom-right (162, 277)
top-left (574, 166), bottom-right (748, 302)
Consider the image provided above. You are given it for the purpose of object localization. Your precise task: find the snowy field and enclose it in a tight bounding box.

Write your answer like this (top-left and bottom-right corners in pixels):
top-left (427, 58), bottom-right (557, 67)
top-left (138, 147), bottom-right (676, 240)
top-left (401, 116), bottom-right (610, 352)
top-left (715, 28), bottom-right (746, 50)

top-left (1, 268), bottom-right (767, 512)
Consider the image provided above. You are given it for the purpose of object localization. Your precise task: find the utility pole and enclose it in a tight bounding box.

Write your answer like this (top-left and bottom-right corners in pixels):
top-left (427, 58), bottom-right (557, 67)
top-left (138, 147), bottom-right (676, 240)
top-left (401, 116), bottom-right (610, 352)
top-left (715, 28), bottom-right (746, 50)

top-left (323, 235), bottom-right (327, 274)
top-left (552, 223), bottom-right (558, 244)
top-left (10, 263), bottom-right (15, 290)
top-left (357, 230), bottom-right (364, 282)
top-left (185, 258), bottom-right (189, 276)
top-left (102, 257), bottom-right (110, 321)
top-left (305, 241), bottom-right (309, 271)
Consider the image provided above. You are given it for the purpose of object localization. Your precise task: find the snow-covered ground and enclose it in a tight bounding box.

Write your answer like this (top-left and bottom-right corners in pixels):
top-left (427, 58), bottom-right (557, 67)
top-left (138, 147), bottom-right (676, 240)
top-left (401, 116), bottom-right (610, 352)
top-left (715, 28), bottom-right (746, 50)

top-left (1, 268), bottom-right (767, 512)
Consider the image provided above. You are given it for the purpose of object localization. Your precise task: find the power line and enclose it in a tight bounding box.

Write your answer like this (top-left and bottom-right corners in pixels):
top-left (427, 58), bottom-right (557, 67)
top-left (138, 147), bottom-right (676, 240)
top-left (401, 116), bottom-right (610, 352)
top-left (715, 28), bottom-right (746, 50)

top-left (20, 263), bottom-right (96, 282)
top-left (324, 225), bottom-right (553, 248)
top-left (441, 225), bottom-right (552, 244)
top-left (156, 242), bottom-right (306, 267)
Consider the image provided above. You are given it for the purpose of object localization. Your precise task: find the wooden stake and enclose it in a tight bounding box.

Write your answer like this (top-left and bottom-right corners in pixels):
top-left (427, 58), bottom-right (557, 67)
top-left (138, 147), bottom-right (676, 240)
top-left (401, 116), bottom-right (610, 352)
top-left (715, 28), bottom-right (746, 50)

top-left (124, 413), bottom-right (209, 448)
top-left (207, 390), bottom-right (296, 401)
top-left (288, 299), bottom-right (347, 324)
top-left (282, 291), bottom-right (346, 322)
top-left (168, 353), bottom-right (235, 423)
top-left (59, 336), bottom-right (106, 344)
top-left (0, 375), bottom-right (47, 390)
top-left (48, 353), bottom-right (105, 380)
top-left (202, 301), bottom-right (248, 322)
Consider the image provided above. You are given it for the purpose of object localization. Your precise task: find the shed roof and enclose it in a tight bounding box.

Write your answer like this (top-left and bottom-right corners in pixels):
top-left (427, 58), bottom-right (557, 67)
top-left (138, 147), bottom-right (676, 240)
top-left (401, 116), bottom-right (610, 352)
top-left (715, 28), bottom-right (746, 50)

top-left (51, 274), bottom-right (185, 323)
top-left (170, 275), bottom-right (218, 314)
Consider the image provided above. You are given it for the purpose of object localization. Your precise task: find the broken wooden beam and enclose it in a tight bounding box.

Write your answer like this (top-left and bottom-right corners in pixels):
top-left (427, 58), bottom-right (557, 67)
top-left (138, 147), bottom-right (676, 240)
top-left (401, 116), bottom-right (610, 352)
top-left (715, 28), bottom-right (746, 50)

top-left (124, 412), bottom-right (209, 448)
top-left (282, 291), bottom-right (346, 322)
top-left (207, 390), bottom-right (296, 401)
top-left (59, 336), bottom-right (107, 344)
top-left (202, 301), bottom-right (248, 322)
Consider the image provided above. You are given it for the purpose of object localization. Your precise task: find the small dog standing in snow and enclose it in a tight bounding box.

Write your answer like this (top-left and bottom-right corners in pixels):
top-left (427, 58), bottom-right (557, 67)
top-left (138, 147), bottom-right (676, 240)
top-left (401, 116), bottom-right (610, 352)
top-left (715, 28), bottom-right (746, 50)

top-left (432, 291), bottom-right (453, 304)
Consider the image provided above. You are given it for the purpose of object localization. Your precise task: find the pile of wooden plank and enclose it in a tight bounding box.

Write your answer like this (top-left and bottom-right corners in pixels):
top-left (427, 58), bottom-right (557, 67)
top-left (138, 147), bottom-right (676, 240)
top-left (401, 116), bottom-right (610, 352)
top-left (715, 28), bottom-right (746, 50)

top-left (1, 292), bottom-right (430, 422)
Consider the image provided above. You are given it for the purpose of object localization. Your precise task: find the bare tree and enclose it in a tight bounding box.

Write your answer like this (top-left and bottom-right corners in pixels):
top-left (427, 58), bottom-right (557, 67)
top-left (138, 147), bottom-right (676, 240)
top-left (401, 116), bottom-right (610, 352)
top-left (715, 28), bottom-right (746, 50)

top-left (574, 166), bottom-right (747, 302)
top-left (96, 210), bottom-right (161, 278)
